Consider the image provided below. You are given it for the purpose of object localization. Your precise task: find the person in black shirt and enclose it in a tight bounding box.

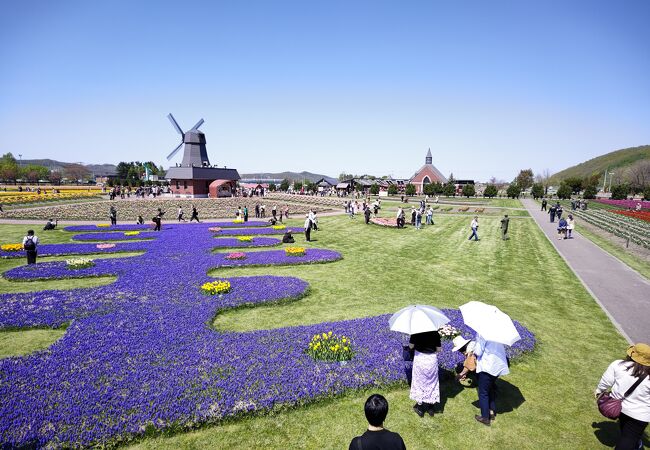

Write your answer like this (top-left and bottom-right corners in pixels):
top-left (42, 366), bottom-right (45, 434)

top-left (349, 394), bottom-right (406, 450)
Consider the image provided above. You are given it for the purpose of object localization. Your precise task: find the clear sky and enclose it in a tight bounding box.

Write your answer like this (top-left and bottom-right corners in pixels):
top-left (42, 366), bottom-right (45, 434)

top-left (1, 0), bottom-right (649, 181)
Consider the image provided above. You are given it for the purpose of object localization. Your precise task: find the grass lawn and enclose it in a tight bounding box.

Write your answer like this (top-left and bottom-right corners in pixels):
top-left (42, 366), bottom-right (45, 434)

top-left (0, 216), bottom-right (639, 449)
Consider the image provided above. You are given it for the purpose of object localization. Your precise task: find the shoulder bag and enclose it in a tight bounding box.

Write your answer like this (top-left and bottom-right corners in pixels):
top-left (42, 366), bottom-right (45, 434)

top-left (597, 374), bottom-right (647, 420)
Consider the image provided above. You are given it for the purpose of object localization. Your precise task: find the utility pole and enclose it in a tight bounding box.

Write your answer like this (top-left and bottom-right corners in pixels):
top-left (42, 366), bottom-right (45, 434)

top-left (608, 172), bottom-right (615, 193)
top-left (602, 169), bottom-right (607, 192)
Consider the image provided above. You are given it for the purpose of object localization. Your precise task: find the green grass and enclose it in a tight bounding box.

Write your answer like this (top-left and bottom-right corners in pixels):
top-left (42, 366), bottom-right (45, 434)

top-left (0, 218), bottom-right (639, 449)
top-left (0, 327), bottom-right (67, 358)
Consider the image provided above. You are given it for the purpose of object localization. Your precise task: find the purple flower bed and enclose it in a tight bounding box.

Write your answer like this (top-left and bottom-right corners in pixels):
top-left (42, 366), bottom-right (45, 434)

top-left (63, 224), bottom-right (153, 232)
top-left (212, 237), bottom-right (281, 248)
top-left (72, 232), bottom-right (158, 241)
top-left (3, 257), bottom-right (141, 281)
top-left (0, 223), bottom-right (536, 448)
top-left (211, 249), bottom-right (342, 268)
top-left (216, 227), bottom-right (300, 236)
top-left (0, 242), bottom-right (151, 259)
top-left (595, 199), bottom-right (650, 210)
top-left (64, 221), bottom-right (270, 232)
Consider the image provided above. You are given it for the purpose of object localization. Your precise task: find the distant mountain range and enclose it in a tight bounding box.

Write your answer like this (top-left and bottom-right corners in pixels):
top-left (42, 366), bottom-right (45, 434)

top-left (21, 159), bottom-right (118, 176)
top-left (550, 145), bottom-right (650, 183)
top-left (20, 159), bottom-right (337, 182)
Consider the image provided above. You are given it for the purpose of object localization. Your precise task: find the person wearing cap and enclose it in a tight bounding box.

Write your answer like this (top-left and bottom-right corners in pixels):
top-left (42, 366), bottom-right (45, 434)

top-left (595, 343), bottom-right (650, 450)
top-left (452, 336), bottom-right (477, 384)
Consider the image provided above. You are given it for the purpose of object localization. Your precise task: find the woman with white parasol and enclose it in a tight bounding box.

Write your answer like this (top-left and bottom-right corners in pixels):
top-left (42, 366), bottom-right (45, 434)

top-left (460, 301), bottom-right (521, 426)
top-left (389, 305), bottom-right (450, 418)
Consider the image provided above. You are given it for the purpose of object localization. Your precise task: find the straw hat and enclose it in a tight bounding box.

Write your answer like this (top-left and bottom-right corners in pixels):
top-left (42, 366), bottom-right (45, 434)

top-left (627, 343), bottom-right (650, 366)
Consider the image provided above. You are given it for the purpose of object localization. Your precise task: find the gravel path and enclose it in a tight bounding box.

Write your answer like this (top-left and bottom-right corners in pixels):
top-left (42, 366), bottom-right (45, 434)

top-left (522, 199), bottom-right (650, 343)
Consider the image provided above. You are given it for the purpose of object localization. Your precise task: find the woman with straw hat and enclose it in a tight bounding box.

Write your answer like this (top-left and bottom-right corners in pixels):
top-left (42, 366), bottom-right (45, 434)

top-left (595, 343), bottom-right (650, 449)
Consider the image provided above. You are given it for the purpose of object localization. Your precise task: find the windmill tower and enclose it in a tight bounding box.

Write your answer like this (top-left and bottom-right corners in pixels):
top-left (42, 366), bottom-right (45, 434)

top-left (164, 113), bottom-right (240, 198)
top-left (166, 114), bottom-right (209, 166)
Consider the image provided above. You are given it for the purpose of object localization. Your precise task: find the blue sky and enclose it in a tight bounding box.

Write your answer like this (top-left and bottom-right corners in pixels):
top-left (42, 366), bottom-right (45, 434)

top-left (1, 0), bottom-right (648, 181)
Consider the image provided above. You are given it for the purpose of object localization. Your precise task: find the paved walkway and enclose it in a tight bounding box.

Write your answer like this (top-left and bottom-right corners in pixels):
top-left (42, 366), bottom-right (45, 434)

top-left (522, 199), bottom-right (650, 343)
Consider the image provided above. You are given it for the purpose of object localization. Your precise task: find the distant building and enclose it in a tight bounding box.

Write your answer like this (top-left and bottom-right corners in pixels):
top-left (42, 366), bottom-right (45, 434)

top-left (165, 128), bottom-right (240, 198)
top-left (409, 149), bottom-right (448, 194)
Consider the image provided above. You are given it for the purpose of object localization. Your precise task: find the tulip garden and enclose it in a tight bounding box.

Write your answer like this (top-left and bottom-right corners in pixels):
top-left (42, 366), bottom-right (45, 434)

top-left (0, 212), bottom-right (635, 449)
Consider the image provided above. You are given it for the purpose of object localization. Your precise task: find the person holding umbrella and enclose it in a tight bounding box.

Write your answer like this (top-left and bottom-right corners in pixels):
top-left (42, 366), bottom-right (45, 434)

top-left (389, 305), bottom-right (449, 418)
top-left (459, 301), bottom-right (520, 426)
top-left (473, 332), bottom-right (510, 425)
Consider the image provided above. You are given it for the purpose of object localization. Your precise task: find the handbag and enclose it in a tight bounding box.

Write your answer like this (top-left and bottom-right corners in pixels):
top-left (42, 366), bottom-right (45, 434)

top-left (597, 374), bottom-right (647, 420)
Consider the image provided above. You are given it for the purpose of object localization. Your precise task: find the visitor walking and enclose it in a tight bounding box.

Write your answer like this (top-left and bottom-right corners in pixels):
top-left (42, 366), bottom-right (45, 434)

top-left (426, 206), bottom-right (434, 225)
top-left (349, 394), bottom-right (406, 450)
top-left (153, 208), bottom-right (165, 231)
top-left (410, 208), bottom-right (416, 226)
top-left (109, 206), bottom-right (117, 226)
top-left (136, 215), bottom-right (144, 225)
top-left (177, 206), bottom-right (185, 222)
top-left (304, 214), bottom-right (312, 242)
top-left (468, 216), bottom-right (479, 241)
top-left (364, 206), bottom-right (371, 224)
top-left (409, 330), bottom-right (442, 417)
top-left (473, 333), bottom-right (510, 426)
top-left (549, 204), bottom-right (557, 223)
top-left (500, 214), bottom-right (510, 240)
top-left (396, 207), bottom-right (405, 228)
top-left (595, 343), bottom-right (650, 450)
top-left (557, 217), bottom-right (568, 240)
top-left (415, 209), bottom-right (422, 230)
top-left (556, 203), bottom-right (563, 220)
top-left (566, 214), bottom-right (575, 238)
top-left (190, 206), bottom-right (200, 223)
top-left (244, 206), bottom-right (249, 222)
top-left (541, 198), bottom-right (547, 211)
top-left (22, 229), bottom-right (39, 265)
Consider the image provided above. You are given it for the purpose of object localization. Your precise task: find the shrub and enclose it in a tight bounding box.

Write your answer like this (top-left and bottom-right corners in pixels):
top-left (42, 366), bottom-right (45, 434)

top-left (531, 183), bottom-right (544, 199)
top-left (387, 185), bottom-right (398, 195)
top-left (405, 184), bottom-right (416, 196)
top-left (462, 184), bottom-right (475, 198)
top-left (370, 184), bottom-right (380, 195)
top-left (506, 183), bottom-right (521, 199)
top-left (611, 184), bottom-right (630, 200)
top-left (583, 185), bottom-right (598, 199)
top-left (556, 183), bottom-right (572, 200)
top-left (483, 184), bottom-right (498, 198)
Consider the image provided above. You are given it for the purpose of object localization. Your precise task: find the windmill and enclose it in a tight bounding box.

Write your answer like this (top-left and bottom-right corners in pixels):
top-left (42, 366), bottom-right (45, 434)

top-left (166, 113), bottom-right (210, 167)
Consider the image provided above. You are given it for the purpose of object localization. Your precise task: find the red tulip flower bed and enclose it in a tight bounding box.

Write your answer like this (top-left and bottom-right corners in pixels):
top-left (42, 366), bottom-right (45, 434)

top-left (613, 210), bottom-right (650, 223)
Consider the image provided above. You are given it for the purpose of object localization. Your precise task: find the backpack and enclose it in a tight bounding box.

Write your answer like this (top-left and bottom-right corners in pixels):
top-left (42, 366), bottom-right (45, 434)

top-left (24, 237), bottom-right (36, 251)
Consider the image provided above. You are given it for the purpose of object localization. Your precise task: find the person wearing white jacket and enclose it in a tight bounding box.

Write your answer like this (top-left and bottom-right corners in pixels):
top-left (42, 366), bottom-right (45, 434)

top-left (595, 343), bottom-right (650, 450)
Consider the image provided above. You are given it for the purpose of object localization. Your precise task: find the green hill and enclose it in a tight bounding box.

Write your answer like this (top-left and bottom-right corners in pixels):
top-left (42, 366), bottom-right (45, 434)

top-left (550, 145), bottom-right (650, 183)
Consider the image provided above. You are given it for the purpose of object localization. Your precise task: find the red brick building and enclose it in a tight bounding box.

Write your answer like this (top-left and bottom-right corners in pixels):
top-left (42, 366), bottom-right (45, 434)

top-left (409, 149), bottom-right (448, 194)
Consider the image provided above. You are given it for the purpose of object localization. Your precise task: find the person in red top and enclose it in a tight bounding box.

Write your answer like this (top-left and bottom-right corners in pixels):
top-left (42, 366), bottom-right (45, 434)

top-left (349, 394), bottom-right (406, 450)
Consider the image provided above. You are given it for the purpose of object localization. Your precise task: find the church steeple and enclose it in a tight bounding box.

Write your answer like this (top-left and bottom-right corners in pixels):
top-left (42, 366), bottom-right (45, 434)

top-left (425, 148), bottom-right (432, 165)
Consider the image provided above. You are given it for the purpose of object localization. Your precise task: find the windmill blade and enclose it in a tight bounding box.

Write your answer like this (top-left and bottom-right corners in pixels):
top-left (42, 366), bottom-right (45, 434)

top-left (167, 113), bottom-right (184, 135)
top-left (191, 118), bottom-right (204, 130)
top-left (166, 142), bottom-right (184, 161)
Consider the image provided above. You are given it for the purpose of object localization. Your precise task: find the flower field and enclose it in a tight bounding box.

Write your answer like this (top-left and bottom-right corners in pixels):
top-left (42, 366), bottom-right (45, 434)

top-left (0, 220), bottom-right (536, 447)
top-left (0, 197), bottom-right (332, 221)
top-left (0, 190), bottom-right (102, 206)
top-left (613, 209), bottom-right (650, 223)
top-left (595, 199), bottom-right (650, 210)
top-left (572, 208), bottom-right (650, 249)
